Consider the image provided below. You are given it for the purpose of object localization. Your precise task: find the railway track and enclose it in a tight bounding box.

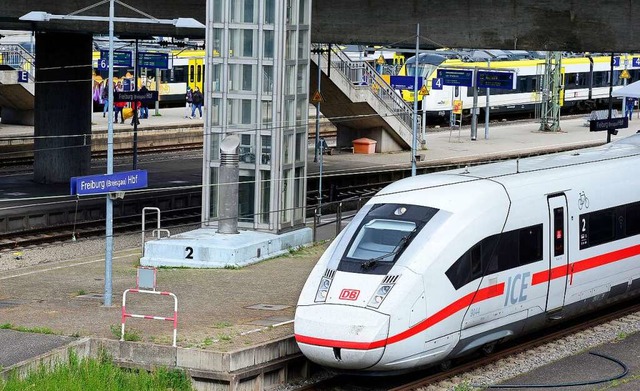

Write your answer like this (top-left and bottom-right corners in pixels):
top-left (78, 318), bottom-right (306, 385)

top-left (292, 301), bottom-right (640, 391)
top-left (0, 205), bottom-right (201, 251)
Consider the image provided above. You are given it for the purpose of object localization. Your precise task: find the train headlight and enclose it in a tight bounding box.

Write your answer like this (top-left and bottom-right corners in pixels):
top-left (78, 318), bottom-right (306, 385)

top-left (315, 276), bottom-right (333, 302)
top-left (368, 283), bottom-right (394, 309)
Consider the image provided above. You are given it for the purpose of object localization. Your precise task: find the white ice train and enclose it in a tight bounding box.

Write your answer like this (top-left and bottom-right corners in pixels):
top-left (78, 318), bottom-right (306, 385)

top-left (294, 133), bottom-right (640, 373)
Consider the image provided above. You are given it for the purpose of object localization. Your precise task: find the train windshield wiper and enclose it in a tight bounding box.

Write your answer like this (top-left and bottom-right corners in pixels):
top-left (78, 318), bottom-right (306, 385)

top-left (361, 228), bottom-right (417, 270)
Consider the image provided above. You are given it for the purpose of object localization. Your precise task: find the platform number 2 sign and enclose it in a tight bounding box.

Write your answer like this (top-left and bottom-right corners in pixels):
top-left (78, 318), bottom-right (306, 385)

top-left (185, 246), bottom-right (194, 259)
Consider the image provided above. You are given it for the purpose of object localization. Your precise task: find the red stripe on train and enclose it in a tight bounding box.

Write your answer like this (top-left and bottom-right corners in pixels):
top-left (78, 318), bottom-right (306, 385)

top-left (295, 283), bottom-right (505, 350)
top-left (532, 244), bottom-right (640, 285)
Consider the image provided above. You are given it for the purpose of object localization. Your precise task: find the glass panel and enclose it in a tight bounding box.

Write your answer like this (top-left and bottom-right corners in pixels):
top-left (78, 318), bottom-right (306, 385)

top-left (241, 99), bottom-right (253, 124)
top-left (243, 29), bottom-right (255, 57)
top-left (284, 99), bottom-right (295, 127)
top-left (296, 99), bottom-right (305, 123)
top-left (281, 168), bottom-right (293, 224)
top-left (295, 132), bottom-right (305, 162)
top-left (210, 133), bottom-right (220, 161)
top-left (298, 0), bottom-right (308, 24)
top-left (260, 170), bottom-right (271, 224)
top-left (263, 30), bottom-right (274, 59)
top-left (242, 64), bottom-right (253, 91)
top-left (285, 64), bottom-right (295, 94)
top-left (553, 207), bottom-right (564, 256)
top-left (283, 131), bottom-right (294, 164)
top-left (239, 133), bottom-right (255, 163)
top-left (244, 0), bottom-right (255, 23)
top-left (346, 219), bottom-right (416, 261)
top-left (211, 64), bottom-right (221, 92)
top-left (261, 100), bottom-right (273, 127)
top-left (229, 29), bottom-right (238, 58)
top-left (209, 167), bottom-right (219, 219)
top-left (297, 64), bottom-right (307, 94)
top-left (227, 99), bottom-right (236, 124)
top-left (264, 0), bottom-right (275, 24)
top-left (229, 64), bottom-right (239, 91)
top-left (239, 170), bottom-right (256, 223)
top-left (212, 28), bottom-right (222, 57)
top-left (285, 31), bottom-right (295, 60)
top-left (294, 167), bottom-right (304, 223)
top-left (297, 30), bottom-right (308, 59)
top-left (213, 0), bottom-right (223, 23)
top-left (261, 135), bottom-right (272, 165)
top-left (285, 0), bottom-right (293, 24)
top-left (211, 98), bottom-right (221, 127)
top-left (262, 65), bottom-right (273, 94)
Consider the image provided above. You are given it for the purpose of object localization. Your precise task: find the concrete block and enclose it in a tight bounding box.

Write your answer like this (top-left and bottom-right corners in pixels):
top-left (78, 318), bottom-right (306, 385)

top-left (177, 348), bottom-right (225, 372)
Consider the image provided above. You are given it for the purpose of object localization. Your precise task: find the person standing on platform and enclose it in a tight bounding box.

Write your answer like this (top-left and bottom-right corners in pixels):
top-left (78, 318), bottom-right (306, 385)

top-left (191, 86), bottom-right (203, 119)
top-left (626, 98), bottom-right (635, 121)
top-left (138, 85), bottom-right (149, 119)
top-left (114, 81), bottom-right (126, 124)
top-left (101, 80), bottom-right (110, 118)
top-left (185, 87), bottom-right (193, 118)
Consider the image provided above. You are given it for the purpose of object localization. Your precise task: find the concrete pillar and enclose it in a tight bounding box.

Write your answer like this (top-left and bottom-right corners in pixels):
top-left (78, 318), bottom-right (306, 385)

top-left (33, 32), bottom-right (92, 184)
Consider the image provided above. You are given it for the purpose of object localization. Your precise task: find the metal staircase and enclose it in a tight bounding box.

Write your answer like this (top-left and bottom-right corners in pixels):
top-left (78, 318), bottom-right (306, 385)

top-left (0, 44), bottom-right (35, 80)
top-left (311, 44), bottom-right (420, 151)
top-left (0, 44), bottom-right (36, 124)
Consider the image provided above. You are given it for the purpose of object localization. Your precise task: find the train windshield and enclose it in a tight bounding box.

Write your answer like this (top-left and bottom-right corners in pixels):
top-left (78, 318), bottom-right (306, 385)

top-left (338, 203), bottom-right (438, 274)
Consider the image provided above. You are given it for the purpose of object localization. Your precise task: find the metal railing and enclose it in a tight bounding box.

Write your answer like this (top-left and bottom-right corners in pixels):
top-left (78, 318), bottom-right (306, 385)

top-left (313, 44), bottom-right (419, 133)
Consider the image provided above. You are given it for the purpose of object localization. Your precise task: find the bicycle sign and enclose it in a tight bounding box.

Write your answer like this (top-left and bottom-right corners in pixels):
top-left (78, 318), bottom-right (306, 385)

top-left (578, 191), bottom-right (590, 210)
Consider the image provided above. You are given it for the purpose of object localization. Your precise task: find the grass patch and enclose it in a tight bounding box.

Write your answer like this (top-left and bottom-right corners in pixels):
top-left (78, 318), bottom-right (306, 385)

top-left (218, 334), bottom-right (232, 342)
top-left (213, 321), bottom-right (232, 329)
top-left (109, 325), bottom-right (141, 342)
top-left (75, 290), bottom-right (87, 296)
top-left (0, 350), bottom-right (193, 391)
top-left (0, 323), bottom-right (55, 335)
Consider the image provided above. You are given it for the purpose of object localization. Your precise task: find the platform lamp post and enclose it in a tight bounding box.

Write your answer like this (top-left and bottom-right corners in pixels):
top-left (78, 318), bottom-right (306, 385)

top-left (21, 3), bottom-right (204, 307)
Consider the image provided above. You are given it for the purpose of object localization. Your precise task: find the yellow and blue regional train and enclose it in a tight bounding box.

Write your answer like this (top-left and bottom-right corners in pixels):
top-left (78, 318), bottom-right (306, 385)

top-left (92, 49), bottom-right (205, 107)
top-left (397, 50), bottom-right (640, 122)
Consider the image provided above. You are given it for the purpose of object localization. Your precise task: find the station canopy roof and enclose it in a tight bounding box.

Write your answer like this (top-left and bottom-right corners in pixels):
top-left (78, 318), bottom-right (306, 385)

top-left (613, 80), bottom-right (640, 98)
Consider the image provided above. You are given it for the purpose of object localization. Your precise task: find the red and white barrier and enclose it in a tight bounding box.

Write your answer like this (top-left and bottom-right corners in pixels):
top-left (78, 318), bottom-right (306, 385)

top-left (121, 288), bottom-right (178, 347)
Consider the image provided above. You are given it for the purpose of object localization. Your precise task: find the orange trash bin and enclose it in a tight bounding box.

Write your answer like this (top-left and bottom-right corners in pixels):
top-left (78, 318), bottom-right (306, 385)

top-left (352, 138), bottom-right (377, 154)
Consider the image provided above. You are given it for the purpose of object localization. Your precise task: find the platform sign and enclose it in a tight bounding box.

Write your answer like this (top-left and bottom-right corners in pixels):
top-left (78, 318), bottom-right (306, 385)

top-left (70, 170), bottom-right (148, 196)
top-left (613, 56), bottom-right (620, 67)
top-left (389, 75), bottom-right (423, 90)
top-left (437, 69), bottom-right (474, 87)
top-left (115, 90), bottom-right (159, 102)
top-left (99, 50), bottom-right (133, 68)
top-left (137, 52), bottom-right (169, 69)
top-left (476, 70), bottom-right (516, 90)
top-left (17, 71), bottom-right (28, 83)
top-left (589, 117), bottom-right (628, 132)
top-left (633, 58), bottom-right (640, 67)
top-left (431, 77), bottom-right (443, 90)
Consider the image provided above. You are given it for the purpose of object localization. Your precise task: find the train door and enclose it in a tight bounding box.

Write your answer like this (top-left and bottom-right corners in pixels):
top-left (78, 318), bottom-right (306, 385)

top-left (546, 195), bottom-right (568, 312)
top-left (187, 58), bottom-right (204, 92)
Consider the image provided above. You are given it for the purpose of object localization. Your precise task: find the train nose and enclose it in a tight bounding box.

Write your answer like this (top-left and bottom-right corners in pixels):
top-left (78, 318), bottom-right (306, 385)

top-left (294, 305), bottom-right (389, 370)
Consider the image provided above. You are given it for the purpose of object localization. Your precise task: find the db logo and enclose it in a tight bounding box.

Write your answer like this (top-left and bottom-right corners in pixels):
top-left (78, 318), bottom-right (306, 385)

top-left (339, 289), bottom-right (360, 301)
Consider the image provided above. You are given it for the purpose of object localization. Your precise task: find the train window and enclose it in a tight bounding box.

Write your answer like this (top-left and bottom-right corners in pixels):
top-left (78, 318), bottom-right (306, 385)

top-left (626, 202), bottom-right (640, 237)
top-left (338, 204), bottom-right (439, 275)
top-left (553, 208), bottom-right (564, 256)
top-left (346, 219), bottom-right (416, 262)
top-left (582, 208), bottom-right (615, 249)
top-left (446, 235), bottom-right (500, 290)
top-left (495, 230), bottom-right (519, 270)
top-left (519, 224), bottom-right (543, 265)
top-left (189, 65), bottom-right (195, 84)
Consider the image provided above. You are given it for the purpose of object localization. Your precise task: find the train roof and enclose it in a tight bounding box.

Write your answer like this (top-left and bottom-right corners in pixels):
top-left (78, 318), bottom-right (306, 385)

top-left (374, 133), bottom-right (640, 211)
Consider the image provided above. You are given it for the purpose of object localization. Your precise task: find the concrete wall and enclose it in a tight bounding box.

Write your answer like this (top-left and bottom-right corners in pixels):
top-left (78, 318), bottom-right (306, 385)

top-left (3, 1), bottom-right (640, 52)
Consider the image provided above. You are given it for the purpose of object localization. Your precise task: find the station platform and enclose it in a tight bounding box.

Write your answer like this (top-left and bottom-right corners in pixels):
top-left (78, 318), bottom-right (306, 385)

top-left (3, 112), bottom-right (640, 389)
